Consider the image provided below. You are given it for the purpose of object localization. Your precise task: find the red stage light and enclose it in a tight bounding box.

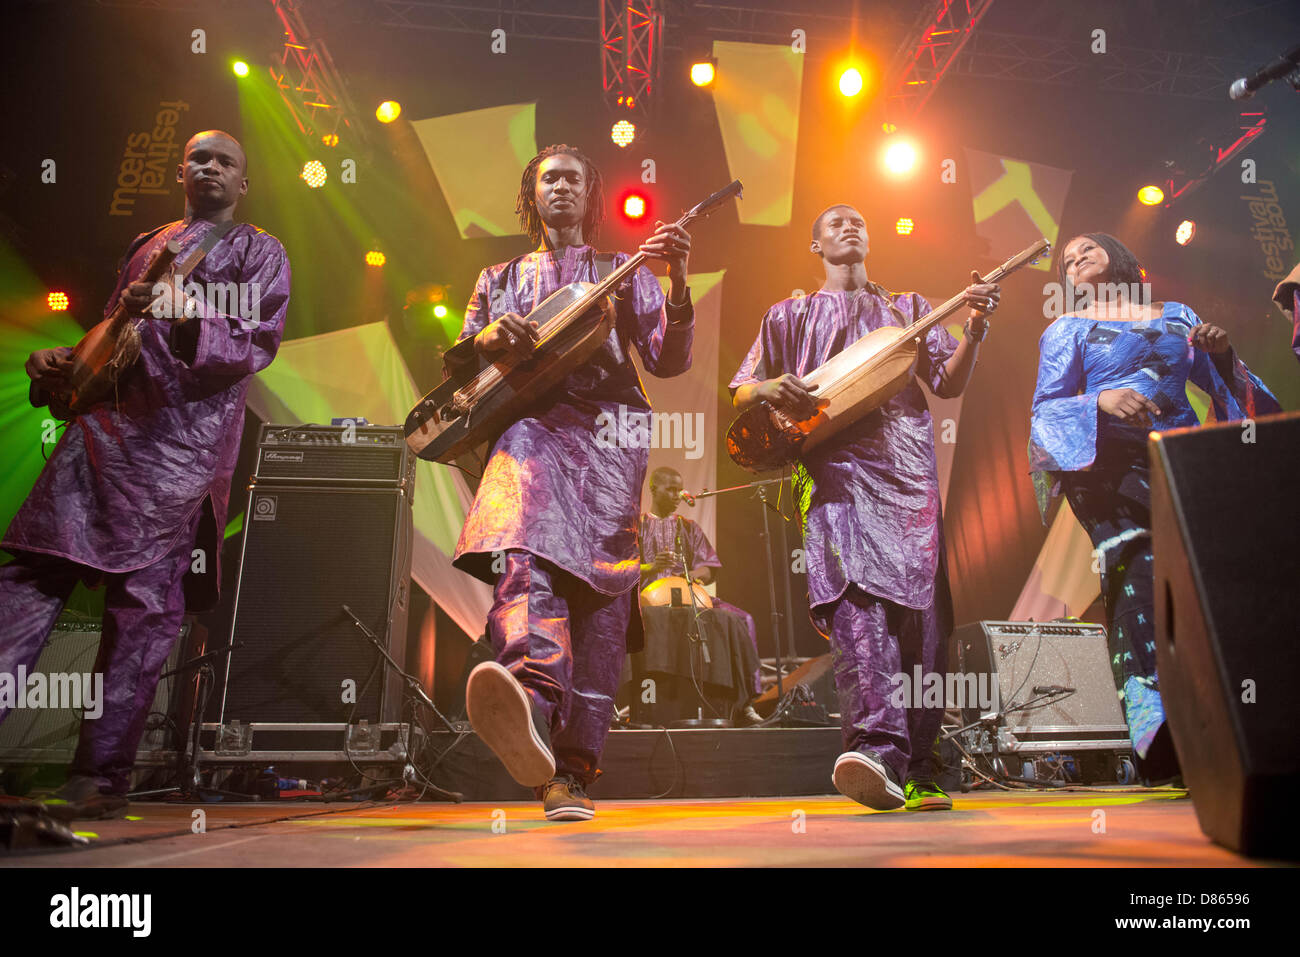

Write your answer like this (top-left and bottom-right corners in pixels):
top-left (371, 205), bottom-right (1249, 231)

top-left (622, 193), bottom-right (648, 221)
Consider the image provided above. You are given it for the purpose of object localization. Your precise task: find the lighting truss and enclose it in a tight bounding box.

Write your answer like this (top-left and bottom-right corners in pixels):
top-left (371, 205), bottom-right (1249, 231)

top-left (883, 0), bottom-right (997, 122)
top-left (268, 0), bottom-right (367, 148)
top-left (602, 1), bottom-right (663, 116)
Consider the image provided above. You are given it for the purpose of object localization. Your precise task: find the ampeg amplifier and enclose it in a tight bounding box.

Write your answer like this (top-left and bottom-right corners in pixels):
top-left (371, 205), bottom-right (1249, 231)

top-left (254, 423), bottom-right (415, 487)
top-left (951, 620), bottom-right (1130, 754)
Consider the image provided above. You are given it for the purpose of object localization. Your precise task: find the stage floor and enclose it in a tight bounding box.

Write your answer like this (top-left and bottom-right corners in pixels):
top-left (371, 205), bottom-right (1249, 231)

top-left (1, 787), bottom-right (1282, 867)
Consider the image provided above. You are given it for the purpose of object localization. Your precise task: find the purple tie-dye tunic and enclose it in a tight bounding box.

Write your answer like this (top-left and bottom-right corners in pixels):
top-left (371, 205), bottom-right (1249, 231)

top-left (451, 245), bottom-right (693, 595)
top-left (2, 218), bottom-right (290, 607)
top-left (639, 512), bottom-right (722, 583)
top-left (729, 287), bottom-right (958, 612)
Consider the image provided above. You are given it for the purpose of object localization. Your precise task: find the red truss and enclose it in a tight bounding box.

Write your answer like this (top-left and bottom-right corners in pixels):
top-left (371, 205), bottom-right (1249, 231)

top-left (601, 0), bottom-right (662, 115)
top-left (885, 0), bottom-right (997, 121)
top-left (268, 0), bottom-right (365, 146)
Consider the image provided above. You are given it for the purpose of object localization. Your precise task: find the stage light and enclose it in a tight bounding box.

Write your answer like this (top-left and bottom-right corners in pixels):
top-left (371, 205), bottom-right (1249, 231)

top-left (301, 160), bottom-right (327, 188)
top-left (622, 192), bottom-right (648, 221)
top-left (881, 121), bottom-right (897, 134)
top-left (376, 100), bottom-right (402, 123)
top-left (365, 250), bottom-right (386, 267)
top-left (433, 304), bottom-right (448, 319)
top-left (611, 119), bottom-right (636, 148)
top-left (47, 291), bottom-right (69, 311)
top-left (1139, 267), bottom-right (1149, 281)
top-left (321, 133), bottom-right (339, 147)
top-left (839, 68), bottom-right (864, 97)
top-left (883, 139), bottom-right (917, 175)
top-left (232, 61), bottom-right (249, 78)
top-left (895, 218), bottom-right (914, 236)
top-left (1137, 185), bottom-right (1164, 206)
top-left (690, 61), bottom-right (716, 87)
top-left (1175, 220), bottom-right (1196, 245)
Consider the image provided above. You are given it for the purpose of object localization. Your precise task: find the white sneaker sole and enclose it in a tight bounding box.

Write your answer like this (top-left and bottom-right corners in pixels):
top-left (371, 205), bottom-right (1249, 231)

top-left (544, 805), bottom-right (595, 822)
top-left (466, 661), bottom-right (556, 787)
top-left (832, 751), bottom-right (905, 810)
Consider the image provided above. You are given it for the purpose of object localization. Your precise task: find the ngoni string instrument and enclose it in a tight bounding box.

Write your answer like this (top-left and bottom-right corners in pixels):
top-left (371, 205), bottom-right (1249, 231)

top-left (404, 180), bottom-right (743, 464)
top-left (727, 237), bottom-right (1051, 473)
top-left (42, 219), bottom-right (235, 420)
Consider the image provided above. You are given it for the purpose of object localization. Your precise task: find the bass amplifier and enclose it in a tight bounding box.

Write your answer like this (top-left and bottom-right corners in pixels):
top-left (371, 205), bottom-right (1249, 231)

top-left (210, 424), bottom-right (415, 753)
top-left (254, 423), bottom-right (415, 487)
top-left (0, 617), bottom-right (194, 763)
top-left (951, 620), bottom-right (1130, 754)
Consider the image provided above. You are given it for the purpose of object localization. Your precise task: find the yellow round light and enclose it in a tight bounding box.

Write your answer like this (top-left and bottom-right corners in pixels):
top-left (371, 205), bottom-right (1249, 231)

top-left (839, 68), bottom-right (864, 97)
top-left (365, 250), bottom-right (386, 267)
top-left (895, 217), bottom-right (914, 236)
top-left (376, 100), bottom-right (402, 123)
top-left (433, 304), bottom-right (448, 318)
top-left (884, 140), bottom-right (917, 175)
top-left (232, 61), bottom-right (250, 78)
top-left (1137, 185), bottom-right (1165, 206)
top-left (1175, 220), bottom-right (1196, 245)
top-left (611, 119), bottom-right (637, 148)
top-left (301, 160), bottom-right (327, 188)
top-left (690, 62), bottom-right (715, 87)
top-left (47, 291), bottom-right (69, 311)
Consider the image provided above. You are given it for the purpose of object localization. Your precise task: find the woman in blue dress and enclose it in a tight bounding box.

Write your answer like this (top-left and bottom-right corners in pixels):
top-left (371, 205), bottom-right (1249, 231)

top-left (1029, 232), bottom-right (1280, 782)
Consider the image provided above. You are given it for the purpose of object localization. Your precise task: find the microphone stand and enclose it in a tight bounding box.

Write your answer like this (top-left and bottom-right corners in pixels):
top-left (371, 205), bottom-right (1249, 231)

top-left (690, 476), bottom-right (798, 704)
top-left (341, 604), bottom-right (463, 803)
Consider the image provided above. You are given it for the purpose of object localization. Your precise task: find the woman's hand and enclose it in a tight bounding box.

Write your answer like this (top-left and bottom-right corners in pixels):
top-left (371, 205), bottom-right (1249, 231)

top-left (1189, 323), bottom-right (1231, 356)
top-left (1098, 388), bottom-right (1161, 428)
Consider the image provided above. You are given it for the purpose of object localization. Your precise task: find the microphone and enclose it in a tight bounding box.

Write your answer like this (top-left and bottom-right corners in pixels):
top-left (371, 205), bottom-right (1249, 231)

top-left (1033, 685), bottom-right (1076, 696)
top-left (679, 490), bottom-right (697, 506)
top-left (1229, 42), bottom-right (1300, 100)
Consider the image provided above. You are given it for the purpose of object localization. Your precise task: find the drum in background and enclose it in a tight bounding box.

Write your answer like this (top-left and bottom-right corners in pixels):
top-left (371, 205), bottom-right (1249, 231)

top-left (639, 576), bottom-right (713, 610)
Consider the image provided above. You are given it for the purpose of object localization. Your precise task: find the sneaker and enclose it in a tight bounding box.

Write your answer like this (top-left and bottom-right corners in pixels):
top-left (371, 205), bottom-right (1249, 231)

top-left (40, 774), bottom-right (129, 821)
top-left (832, 750), bottom-right (905, 810)
top-left (904, 779), bottom-right (953, 811)
top-left (536, 775), bottom-right (595, 822)
top-left (466, 661), bottom-right (556, 787)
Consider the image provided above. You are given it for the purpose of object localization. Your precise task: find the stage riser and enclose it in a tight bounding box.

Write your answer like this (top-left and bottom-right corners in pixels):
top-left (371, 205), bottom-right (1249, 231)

top-left (435, 727), bottom-right (846, 801)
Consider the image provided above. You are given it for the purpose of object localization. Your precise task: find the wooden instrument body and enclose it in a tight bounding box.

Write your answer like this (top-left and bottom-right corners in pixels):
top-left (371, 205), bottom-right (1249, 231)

top-left (727, 325), bottom-right (920, 473)
top-left (47, 239), bottom-right (182, 420)
top-left (639, 575), bottom-right (713, 610)
top-left (404, 281), bottom-right (617, 463)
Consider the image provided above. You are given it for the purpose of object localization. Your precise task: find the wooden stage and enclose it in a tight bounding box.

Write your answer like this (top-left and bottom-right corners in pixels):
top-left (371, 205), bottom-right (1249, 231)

top-left (1, 787), bottom-right (1285, 867)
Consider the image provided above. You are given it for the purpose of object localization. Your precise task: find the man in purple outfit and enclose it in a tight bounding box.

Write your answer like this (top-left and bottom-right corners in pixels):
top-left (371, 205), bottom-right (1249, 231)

top-left (455, 145), bottom-right (693, 821)
top-left (0, 130), bottom-right (290, 818)
top-left (730, 204), bottom-right (997, 811)
top-left (638, 465), bottom-right (764, 723)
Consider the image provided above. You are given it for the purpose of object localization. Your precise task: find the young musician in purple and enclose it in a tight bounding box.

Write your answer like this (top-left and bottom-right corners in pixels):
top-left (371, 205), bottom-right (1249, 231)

top-left (639, 465), bottom-right (763, 723)
top-left (730, 204), bottom-right (999, 811)
top-left (0, 131), bottom-right (290, 817)
top-left (1031, 232), bottom-right (1279, 781)
top-left (453, 145), bottom-right (694, 821)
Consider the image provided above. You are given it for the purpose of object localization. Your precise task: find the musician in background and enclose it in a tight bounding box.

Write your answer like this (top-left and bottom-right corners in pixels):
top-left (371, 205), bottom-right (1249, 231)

top-left (638, 465), bottom-right (763, 724)
top-left (451, 145), bottom-right (693, 822)
top-left (0, 130), bottom-right (290, 818)
top-left (1031, 232), bottom-right (1279, 782)
top-left (730, 204), bottom-right (998, 812)
top-left (1270, 260), bottom-right (1300, 364)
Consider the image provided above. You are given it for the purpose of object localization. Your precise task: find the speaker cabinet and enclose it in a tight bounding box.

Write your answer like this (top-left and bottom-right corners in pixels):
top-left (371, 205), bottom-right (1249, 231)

top-left (1151, 411), bottom-right (1300, 858)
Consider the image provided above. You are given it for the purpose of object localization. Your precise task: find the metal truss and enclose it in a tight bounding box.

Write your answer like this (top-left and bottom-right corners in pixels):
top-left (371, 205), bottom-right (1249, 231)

top-left (951, 30), bottom-right (1250, 102)
top-left (883, 0), bottom-right (997, 122)
top-left (601, 1), bottom-right (662, 115)
top-left (370, 0), bottom-right (598, 43)
top-left (1163, 110), bottom-right (1267, 206)
top-left (268, 0), bottom-right (367, 148)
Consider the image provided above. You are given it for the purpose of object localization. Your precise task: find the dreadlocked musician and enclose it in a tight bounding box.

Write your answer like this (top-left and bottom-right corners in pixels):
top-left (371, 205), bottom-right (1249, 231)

top-left (450, 145), bottom-right (695, 821)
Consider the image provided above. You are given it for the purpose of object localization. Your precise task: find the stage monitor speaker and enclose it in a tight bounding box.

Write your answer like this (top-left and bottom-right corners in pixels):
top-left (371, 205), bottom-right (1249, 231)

top-left (950, 621), bottom-right (1130, 752)
top-left (0, 617), bottom-right (193, 762)
top-left (216, 481), bottom-right (414, 731)
top-left (1150, 410), bottom-right (1300, 858)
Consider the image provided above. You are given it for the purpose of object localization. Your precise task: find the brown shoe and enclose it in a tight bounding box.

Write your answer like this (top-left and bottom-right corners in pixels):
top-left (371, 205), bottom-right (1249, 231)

top-left (466, 661), bottom-right (556, 787)
top-left (537, 775), bottom-right (595, 822)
